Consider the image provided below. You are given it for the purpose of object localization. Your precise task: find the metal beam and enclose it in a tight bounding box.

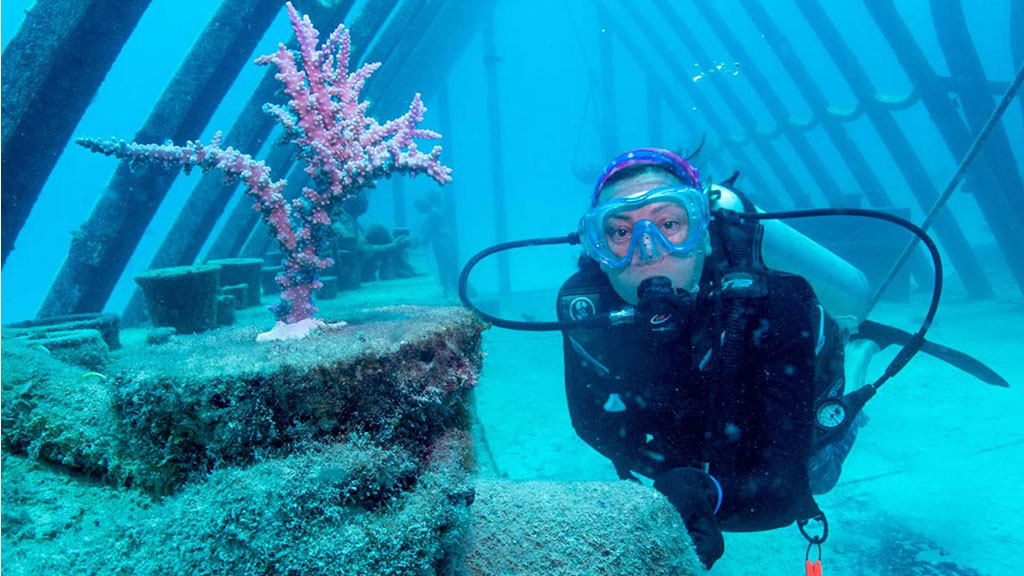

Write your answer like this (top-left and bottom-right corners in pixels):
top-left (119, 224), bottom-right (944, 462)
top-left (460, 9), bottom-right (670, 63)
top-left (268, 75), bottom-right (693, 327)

top-left (37, 0), bottom-right (283, 318)
top-left (793, 0), bottom-right (991, 298)
top-left (652, 0), bottom-right (812, 208)
top-left (1, 0), bottom-right (152, 266)
top-left (595, 0), bottom-right (781, 207)
top-left (736, 0), bottom-right (987, 298)
top-left (865, 0), bottom-right (1024, 295)
top-left (739, 0), bottom-right (896, 210)
top-left (371, 0), bottom-right (491, 118)
top-left (931, 0), bottom-right (1024, 224)
top-left (357, 0), bottom-right (439, 118)
top-left (691, 0), bottom-right (846, 207)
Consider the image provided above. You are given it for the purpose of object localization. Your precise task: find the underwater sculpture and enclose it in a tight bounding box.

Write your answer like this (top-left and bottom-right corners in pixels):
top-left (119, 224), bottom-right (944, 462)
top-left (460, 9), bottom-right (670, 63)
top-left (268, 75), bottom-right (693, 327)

top-left (78, 2), bottom-right (452, 341)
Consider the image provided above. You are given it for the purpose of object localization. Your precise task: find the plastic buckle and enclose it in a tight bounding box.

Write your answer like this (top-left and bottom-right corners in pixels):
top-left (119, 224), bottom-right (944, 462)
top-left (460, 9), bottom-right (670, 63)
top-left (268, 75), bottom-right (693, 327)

top-left (798, 513), bottom-right (828, 576)
top-left (797, 512), bottom-right (829, 545)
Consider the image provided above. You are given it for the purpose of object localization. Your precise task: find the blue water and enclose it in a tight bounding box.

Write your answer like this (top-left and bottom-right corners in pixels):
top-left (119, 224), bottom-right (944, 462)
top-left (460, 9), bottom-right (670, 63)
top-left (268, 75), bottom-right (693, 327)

top-left (2, 1), bottom-right (1021, 574)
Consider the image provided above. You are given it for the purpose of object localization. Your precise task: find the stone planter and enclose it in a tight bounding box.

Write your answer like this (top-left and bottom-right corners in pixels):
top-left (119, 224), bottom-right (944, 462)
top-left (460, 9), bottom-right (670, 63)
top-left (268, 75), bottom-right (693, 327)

top-left (134, 265), bottom-right (221, 334)
top-left (3, 312), bottom-right (121, 349)
top-left (333, 235), bottom-right (361, 291)
top-left (206, 258), bottom-right (262, 308)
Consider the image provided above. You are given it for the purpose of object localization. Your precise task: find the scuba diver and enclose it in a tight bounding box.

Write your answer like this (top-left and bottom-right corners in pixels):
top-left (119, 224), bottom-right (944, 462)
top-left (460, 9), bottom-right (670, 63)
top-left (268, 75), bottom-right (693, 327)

top-left (560, 148), bottom-right (863, 568)
top-left (458, 147), bottom-right (1008, 571)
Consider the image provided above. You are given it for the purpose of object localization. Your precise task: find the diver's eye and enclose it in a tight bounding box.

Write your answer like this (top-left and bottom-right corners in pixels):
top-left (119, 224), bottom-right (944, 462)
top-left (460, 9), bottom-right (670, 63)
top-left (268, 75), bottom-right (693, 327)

top-left (609, 227), bottom-right (631, 243)
top-left (662, 220), bottom-right (680, 231)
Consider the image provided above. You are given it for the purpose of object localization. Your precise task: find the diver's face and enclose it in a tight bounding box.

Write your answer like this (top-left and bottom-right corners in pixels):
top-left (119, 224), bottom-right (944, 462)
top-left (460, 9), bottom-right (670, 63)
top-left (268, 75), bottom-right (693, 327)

top-left (597, 172), bottom-right (705, 305)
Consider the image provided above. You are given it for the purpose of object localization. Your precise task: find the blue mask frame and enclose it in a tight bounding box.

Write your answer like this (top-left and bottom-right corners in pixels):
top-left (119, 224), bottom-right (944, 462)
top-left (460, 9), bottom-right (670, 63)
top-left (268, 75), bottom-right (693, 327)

top-left (579, 186), bottom-right (710, 269)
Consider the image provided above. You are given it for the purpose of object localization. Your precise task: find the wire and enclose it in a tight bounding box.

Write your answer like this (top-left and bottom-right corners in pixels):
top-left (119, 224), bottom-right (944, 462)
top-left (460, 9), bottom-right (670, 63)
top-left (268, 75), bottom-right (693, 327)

top-left (866, 59), bottom-right (1024, 313)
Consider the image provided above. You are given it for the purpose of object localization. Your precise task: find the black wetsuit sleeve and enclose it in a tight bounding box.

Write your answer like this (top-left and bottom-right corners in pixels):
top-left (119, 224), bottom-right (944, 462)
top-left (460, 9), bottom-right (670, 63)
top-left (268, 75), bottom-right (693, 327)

top-left (562, 333), bottom-right (641, 479)
top-left (714, 276), bottom-right (820, 531)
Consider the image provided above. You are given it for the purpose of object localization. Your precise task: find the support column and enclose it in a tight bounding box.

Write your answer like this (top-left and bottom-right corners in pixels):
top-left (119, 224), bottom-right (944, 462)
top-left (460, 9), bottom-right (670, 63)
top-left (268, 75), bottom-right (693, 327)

top-left (482, 10), bottom-right (510, 295)
top-left (794, 0), bottom-right (991, 298)
top-left (692, 0), bottom-right (846, 206)
top-left (865, 0), bottom-right (1024, 296)
top-left (1, 0), bottom-right (152, 266)
top-left (37, 0), bottom-right (282, 318)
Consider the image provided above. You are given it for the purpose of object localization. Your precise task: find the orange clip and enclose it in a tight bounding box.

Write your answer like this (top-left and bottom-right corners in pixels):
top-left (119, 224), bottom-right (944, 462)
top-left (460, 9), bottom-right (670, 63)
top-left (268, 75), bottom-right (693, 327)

top-left (805, 559), bottom-right (823, 576)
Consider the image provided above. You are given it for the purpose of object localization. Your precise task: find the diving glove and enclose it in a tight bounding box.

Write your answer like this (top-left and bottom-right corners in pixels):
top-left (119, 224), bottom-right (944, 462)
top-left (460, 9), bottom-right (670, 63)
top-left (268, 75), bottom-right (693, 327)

top-left (653, 467), bottom-right (724, 569)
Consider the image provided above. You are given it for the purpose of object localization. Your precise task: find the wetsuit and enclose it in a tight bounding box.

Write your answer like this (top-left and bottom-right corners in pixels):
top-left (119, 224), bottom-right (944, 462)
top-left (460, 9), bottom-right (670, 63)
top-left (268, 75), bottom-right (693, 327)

top-left (558, 259), bottom-right (845, 532)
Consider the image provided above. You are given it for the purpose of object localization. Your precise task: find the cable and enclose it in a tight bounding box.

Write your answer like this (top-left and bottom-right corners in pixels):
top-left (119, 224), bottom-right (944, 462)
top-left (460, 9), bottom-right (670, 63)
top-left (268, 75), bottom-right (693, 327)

top-left (866, 59), bottom-right (1024, 313)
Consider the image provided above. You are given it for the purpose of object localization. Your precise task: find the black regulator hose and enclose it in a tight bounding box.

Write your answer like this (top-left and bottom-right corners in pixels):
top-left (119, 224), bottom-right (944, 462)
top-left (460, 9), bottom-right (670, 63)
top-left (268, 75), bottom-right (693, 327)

top-left (743, 209), bottom-right (943, 449)
top-left (457, 207), bottom-right (943, 395)
top-left (741, 208), bottom-right (942, 394)
top-left (457, 233), bottom-right (610, 331)
top-left (457, 207), bottom-right (946, 449)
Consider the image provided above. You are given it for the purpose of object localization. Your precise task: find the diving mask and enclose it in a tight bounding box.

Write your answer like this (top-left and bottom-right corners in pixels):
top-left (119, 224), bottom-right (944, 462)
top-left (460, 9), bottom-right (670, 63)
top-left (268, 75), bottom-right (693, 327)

top-left (579, 185), bottom-right (711, 269)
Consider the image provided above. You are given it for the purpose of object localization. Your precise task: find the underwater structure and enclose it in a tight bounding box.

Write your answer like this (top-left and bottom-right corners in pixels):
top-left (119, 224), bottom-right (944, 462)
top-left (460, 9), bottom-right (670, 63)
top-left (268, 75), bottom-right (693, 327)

top-left (2, 0), bottom-right (1022, 574)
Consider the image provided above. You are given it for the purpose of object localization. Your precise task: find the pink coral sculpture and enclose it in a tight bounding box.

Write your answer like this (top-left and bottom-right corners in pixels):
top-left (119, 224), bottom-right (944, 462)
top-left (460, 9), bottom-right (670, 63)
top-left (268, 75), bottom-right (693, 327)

top-left (79, 2), bottom-right (451, 341)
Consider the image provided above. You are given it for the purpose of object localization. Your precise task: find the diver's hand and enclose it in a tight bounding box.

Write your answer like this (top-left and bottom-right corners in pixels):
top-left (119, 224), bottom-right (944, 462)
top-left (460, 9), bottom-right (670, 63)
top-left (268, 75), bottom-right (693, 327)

top-left (654, 467), bottom-right (724, 569)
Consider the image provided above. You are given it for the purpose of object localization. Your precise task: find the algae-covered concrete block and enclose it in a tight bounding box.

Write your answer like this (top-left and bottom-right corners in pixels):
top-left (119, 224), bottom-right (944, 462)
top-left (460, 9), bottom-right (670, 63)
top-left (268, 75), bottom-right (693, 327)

top-left (110, 306), bottom-right (482, 492)
top-left (467, 480), bottom-right (706, 575)
top-left (0, 339), bottom-right (125, 480)
top-left (134, 264), bottom-right (221, 334)
top-left (215, 293), bottom-right (237, 326)
top-left (20, 328), bottom-right (109, 369)
top-left (318, 275), bottom-right (339, 299)
top-left (2, 305), bottom-right (484, 575)
top-left (261, 265), bottom-right (282, 294)
top-left (3, 312), bottom-right (121, 349)
top-left (221, 283), bottom-right (249, 309)
top-left (206, 258), bottom-right (262, 307)
top-left (2, 305), bottom-right (483, 495)
top-left (146, 326), bottom-right (176, 345)
top-left (2, 431), bottom-right (475, 576)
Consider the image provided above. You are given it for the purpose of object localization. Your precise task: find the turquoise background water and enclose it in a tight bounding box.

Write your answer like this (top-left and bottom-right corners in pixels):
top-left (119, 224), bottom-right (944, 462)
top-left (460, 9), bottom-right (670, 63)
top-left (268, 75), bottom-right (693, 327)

top-left (2, 0), bottom-right (1021, 321)
top-left (2, 2), bottom-right (1022, 573)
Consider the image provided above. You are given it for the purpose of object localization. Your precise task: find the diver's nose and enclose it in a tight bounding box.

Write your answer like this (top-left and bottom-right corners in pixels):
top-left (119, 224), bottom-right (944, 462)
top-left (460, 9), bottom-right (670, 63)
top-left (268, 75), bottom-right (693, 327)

top-left (637, 232), bottom-right (661, 265)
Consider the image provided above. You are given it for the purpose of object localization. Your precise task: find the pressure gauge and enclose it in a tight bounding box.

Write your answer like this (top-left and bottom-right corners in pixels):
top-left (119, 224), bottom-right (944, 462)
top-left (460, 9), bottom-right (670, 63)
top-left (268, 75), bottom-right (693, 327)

top-left (816, 400), bottom-right (847, 429)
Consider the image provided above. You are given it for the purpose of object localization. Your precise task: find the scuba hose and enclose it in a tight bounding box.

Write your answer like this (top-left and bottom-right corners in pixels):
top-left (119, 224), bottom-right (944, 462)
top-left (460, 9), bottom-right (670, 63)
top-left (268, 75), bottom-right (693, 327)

top-left (458, 234), bottom-right (588, 331)
top-left (459, 207), bottom-right (941, 369)
top-left (741, 208), bottom-right (943, 446)
top-left (458, 206), bottom-right (945, 446)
